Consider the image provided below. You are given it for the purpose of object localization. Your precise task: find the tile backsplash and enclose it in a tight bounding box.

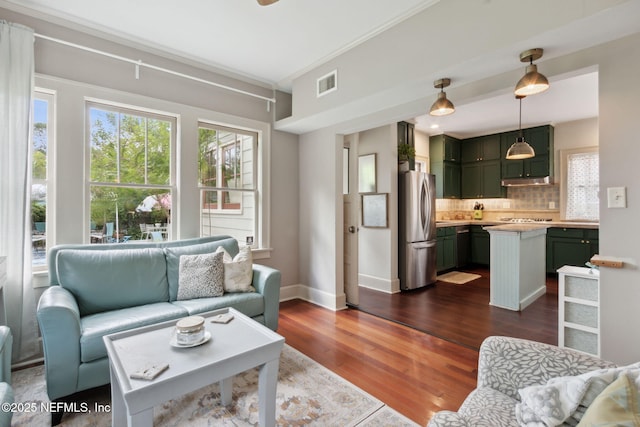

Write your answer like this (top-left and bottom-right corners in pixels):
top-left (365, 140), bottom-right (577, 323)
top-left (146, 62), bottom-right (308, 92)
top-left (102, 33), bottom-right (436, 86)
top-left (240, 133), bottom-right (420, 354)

top-left (436, 184), bottom-right (560, 219)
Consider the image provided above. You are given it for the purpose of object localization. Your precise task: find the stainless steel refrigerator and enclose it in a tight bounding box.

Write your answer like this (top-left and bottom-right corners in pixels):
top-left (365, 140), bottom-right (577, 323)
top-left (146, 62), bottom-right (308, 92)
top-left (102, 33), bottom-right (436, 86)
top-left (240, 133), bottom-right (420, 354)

top-left (398, 171), bottom-right (437, 290)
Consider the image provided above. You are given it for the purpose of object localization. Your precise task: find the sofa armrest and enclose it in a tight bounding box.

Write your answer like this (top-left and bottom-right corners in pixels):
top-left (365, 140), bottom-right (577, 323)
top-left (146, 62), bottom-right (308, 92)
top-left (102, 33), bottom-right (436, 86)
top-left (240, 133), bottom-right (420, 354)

top-left (0, 327), bottom-right (12, 385)
top-left (252, 264), bottom-right (281, 331)
top-left (477, 336), bottom-right (616, 400)
top-left (36, 286), bottom-right (82, 401)
top-left (427, 410), bottom-right (468, 427)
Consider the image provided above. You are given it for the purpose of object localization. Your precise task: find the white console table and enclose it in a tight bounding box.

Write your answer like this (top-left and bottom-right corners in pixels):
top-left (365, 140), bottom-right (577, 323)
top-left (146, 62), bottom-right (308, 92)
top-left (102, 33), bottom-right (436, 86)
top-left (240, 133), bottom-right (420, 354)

top-left (557, 265), bottom-right (600, 357)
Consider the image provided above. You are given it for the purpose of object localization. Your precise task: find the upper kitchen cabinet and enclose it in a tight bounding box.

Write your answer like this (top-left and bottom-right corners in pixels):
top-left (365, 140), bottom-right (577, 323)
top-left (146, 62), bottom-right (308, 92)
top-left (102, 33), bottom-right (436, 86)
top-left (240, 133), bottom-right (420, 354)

top-left (461, 134), bottom-right (501, 163)
top-left (430, 134), bottom-right (460, 162)
top-left (397, 121), bottom-right (415, 146)
top-left (460, 134), bottom-right (505, 198)
top-left (501, 125), bottom-right (554, 179)
top-left (461, 160), bottom-right (505, 198)
top-left (398, 121), bottom-right (415, 170)
top-left (430, 134), bottom-right (461, 199)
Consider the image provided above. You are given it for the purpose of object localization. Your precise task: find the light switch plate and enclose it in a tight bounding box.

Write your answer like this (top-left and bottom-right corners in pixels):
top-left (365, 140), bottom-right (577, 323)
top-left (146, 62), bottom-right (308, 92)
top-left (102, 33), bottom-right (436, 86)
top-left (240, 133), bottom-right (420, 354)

top-left (607, 187), bottom-right (626, 208)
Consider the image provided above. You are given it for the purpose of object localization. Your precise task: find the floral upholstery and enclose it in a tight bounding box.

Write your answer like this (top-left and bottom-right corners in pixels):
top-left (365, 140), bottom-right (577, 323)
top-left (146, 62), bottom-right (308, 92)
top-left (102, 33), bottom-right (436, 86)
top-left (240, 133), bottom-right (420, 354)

top-left (427, 336), bottom-right (617, 427)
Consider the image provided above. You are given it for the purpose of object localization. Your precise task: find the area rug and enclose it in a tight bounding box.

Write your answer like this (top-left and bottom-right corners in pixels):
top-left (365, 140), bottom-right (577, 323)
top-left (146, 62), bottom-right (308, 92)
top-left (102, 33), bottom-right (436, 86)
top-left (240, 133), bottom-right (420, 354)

top-left (437, 271), bottom-right (481, 285)
top-left (11, 344), bottom-right (418, 426)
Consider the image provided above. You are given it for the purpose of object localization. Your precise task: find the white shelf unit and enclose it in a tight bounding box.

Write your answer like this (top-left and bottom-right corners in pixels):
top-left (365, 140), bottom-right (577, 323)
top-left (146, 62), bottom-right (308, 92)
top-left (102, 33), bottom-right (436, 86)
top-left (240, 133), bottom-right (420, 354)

top-left (557, 265), bottom-right (600, 357)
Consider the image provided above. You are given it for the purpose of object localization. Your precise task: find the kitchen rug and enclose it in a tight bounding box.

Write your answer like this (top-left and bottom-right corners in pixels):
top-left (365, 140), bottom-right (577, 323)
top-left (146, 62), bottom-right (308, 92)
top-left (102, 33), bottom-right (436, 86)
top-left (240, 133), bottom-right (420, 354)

top-left (437, 271), bottom-right (481, 284)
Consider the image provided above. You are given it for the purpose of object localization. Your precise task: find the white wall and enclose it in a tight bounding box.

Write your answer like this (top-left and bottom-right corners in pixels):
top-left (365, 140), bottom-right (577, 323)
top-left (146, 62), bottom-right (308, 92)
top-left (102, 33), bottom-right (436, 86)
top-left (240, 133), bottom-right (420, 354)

top-left (553, 117), bottom-right (599, 180)
top-left (357, 125), bottom-right (400, 293)
top-left (278, 0), bottom-right (628, 134)
top-left (291, 7), bottom-right (640, 363)
top-left (296, 127), bottom-right (346, 310)
top-left (597, 33), bottom-right (640, 364)
top-left (3, 7), bottom-right (300, 294)
top-left (414, 129), bottom-right (429, 167)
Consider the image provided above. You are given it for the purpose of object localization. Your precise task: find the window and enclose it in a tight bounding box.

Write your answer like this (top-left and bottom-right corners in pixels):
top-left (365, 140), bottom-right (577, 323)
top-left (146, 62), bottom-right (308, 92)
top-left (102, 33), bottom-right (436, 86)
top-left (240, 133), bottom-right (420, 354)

top-left (31, 90), bottom-right (55, 269)
top-left (563, 148), bottom-right (599, 221)
top-left (198, 123), bottom-right (257, 247)
top-left (87, 102), bottom-right (176, 243)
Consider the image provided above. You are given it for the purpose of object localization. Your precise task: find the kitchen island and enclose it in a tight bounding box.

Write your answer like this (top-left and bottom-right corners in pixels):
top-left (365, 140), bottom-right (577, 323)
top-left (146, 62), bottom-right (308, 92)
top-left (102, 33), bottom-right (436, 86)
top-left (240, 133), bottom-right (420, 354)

top-left (485, 223), bottom-right (548, 311)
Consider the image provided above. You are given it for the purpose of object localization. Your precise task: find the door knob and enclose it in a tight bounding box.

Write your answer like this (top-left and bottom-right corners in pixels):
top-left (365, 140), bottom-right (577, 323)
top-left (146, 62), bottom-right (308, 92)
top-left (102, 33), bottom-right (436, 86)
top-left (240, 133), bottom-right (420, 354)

top-left (348, 226), bottom-right (357, 234)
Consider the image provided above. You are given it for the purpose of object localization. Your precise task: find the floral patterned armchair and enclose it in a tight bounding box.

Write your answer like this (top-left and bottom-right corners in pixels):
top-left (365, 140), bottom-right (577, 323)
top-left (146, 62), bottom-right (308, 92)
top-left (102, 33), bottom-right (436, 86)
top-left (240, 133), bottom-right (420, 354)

top-left (427, 336), bottom-right (616, 427)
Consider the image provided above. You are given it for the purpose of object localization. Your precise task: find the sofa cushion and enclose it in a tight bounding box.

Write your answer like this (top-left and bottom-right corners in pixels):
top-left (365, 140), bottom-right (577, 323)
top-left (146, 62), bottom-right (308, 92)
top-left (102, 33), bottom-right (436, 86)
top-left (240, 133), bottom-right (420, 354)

top-left (577, 374), bottom-right (640, 426)
top-left (80, 302), bottom-right (188, 363)
top-left (177, 251), bottom-right (225, 300)
top-left (56, 248), bottom-right (169, 316)
top-left (171, 292), bottom-right (264, 318)
top-left (216, 246), bottom-right (254, 293)
top-left (164, 239), bottom-right (239, 301)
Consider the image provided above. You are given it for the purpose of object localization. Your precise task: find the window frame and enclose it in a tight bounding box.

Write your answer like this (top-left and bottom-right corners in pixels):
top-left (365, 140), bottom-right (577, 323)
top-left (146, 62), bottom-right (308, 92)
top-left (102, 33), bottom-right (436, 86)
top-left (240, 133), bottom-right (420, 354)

top-left (198, 121), bottom-right (260, 247)
top-left (31, 88), bottom-right (56, 272)
top-left (85, 99), bottom-right (178, 243)
top-left (560, 146), bottom-right (599, 221)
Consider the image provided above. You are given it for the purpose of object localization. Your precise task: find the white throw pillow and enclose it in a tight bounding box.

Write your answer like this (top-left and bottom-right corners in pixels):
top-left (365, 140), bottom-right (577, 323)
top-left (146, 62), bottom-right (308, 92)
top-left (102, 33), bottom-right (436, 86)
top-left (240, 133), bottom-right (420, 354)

top-left (215, 246), bottom-right (254, 293)
top-left (177, 251), bottom-right (224, 300)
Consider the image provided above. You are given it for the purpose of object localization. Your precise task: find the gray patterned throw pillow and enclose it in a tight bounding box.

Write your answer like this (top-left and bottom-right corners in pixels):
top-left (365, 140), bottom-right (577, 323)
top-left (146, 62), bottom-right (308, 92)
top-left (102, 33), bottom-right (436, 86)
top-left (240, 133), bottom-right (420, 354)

top-left (177, 251), bottom-right (224, 300)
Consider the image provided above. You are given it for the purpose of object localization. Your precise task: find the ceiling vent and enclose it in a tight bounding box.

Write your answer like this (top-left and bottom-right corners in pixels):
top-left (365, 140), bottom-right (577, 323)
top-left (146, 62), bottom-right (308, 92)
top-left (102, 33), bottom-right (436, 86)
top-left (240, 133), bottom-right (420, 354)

top-left (317, 69), bottom-right (337, 97)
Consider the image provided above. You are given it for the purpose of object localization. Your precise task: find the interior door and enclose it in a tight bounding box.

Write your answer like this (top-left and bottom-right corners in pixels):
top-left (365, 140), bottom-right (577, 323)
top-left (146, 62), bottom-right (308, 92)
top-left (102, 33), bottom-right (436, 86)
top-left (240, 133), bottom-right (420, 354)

top-left (343, 135), bottom-right (359, 306)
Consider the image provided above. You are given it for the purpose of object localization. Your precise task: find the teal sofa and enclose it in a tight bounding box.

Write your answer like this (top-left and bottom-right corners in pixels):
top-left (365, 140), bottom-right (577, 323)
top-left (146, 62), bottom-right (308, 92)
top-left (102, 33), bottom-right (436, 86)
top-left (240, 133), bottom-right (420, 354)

top-left (37, 236), bottom-right (280, 422)
top-left (0, 326), bottom-right (13, 427)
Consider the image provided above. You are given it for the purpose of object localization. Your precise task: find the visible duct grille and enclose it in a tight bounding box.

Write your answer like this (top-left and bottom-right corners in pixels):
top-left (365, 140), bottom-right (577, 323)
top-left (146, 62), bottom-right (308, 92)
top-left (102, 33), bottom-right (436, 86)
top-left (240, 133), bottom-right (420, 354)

top-left (317, 69), bottom-right (337, 97)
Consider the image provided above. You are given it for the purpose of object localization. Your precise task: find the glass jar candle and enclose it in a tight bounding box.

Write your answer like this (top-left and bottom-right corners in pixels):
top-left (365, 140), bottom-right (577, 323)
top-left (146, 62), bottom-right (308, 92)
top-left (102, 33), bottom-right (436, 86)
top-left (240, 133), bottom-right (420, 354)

top-left (175, 316), bottom-right (205, 345)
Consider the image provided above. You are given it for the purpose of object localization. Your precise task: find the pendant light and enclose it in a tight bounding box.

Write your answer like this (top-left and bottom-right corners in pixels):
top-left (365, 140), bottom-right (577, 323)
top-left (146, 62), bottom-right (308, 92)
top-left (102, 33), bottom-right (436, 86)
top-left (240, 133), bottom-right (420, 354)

top-left (429, 78), bottom-right (455, 116)
top-left (514, 48), bottom-right (549, 97)
top-left (506, 95), bottom-right (535, 160)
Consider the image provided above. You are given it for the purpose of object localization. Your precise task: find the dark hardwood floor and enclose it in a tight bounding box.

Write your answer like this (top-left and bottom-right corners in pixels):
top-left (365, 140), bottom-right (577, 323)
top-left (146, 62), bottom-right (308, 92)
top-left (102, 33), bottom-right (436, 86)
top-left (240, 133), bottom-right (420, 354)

top-left (357, 266), bottom-right (558, 350)
top-left (278, 299), bottom-right (479, 425)
top-left (278, 267), bottom-right (559, 425)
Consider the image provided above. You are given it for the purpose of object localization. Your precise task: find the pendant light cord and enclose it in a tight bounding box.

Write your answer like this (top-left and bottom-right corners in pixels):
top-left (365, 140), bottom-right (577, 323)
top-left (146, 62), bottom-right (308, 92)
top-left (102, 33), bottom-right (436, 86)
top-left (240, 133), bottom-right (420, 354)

top-left (518, 96), bottom-right (524, 138)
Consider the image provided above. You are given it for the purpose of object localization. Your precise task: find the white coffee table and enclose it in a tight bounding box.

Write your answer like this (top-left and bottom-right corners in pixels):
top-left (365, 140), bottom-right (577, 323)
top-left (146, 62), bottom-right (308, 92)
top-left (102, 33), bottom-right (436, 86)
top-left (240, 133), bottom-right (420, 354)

top-left (103, 307), bottom-right (285, 427)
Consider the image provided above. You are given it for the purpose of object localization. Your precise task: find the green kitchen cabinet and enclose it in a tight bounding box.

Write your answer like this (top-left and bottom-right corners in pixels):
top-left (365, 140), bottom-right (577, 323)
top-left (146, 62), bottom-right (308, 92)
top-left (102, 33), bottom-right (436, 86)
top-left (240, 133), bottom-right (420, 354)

top-left (461, 134), bottom-right (501, 163)
top-left (461, 160), bottom-right (505, 199)
top-left (501, 125), bottom-right (554, 179)
top-left (430, 134), bottom-right (461, 199)
top-left (546, 227), bottom-right (599, 272)
top-left (437, 227), bottom-right (457, 272)
top-left (470, 225), bottom-right (490, 265)
top-left (430, 134), bottom-right (460, 162)
top-left (398, 121), bottom-right (415, 170)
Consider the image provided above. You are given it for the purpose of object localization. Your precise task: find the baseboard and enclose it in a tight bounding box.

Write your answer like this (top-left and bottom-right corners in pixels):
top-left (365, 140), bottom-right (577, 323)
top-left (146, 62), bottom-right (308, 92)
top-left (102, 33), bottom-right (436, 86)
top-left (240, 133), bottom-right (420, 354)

top-left (280, 284), bottom-right (347, 311)
top-left (357, 273), bottom-right (401, 294)
top-left (520, 286), bottom-right (547, 310)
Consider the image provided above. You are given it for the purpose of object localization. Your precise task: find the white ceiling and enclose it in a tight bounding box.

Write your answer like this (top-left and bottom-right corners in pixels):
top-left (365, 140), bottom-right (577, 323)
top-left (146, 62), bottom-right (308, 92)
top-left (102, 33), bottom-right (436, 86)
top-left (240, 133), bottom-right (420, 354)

top-left (2, 0), bottom-right (610, 136)
top-left (3, 0), bottom-right (436, 90)
top-left (415, 71), bottom-right (599, 139)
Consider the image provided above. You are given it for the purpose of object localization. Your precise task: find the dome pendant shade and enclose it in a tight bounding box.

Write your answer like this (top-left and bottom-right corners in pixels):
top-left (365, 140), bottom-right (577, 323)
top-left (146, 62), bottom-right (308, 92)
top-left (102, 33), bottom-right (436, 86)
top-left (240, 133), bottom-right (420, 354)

top-left (514, 64), bottom-right (550, 96)
top-left (506, 137), bottom-right (535, 159)
top-left (429, 92), bottom-right (455, 116)
top-left (429, 78), bottom-right (455, 116)
top-left (514, 48), bottom-right (550, 96)
top-left (506, 95), bottom-right (535, 160)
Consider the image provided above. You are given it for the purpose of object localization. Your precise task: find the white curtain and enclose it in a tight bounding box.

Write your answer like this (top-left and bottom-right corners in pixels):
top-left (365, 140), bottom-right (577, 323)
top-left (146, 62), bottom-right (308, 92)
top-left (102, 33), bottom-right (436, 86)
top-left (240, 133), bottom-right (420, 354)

top-left (0, 21), bottom-right (39, 362)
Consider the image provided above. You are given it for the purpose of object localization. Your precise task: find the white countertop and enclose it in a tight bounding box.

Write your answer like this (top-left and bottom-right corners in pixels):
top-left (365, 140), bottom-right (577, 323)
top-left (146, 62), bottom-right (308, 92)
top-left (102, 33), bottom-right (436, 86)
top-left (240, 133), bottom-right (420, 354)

top-left (436, 220), bottom-right (598, 229)
top-left (483, 223), bottom-right (549, 233)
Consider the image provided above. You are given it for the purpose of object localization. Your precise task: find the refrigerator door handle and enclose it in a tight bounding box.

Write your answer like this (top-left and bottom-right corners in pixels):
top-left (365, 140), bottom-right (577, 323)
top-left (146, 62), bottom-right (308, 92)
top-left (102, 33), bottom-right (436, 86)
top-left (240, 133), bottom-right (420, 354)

top-left (420, 178), bottom-right (429, 237)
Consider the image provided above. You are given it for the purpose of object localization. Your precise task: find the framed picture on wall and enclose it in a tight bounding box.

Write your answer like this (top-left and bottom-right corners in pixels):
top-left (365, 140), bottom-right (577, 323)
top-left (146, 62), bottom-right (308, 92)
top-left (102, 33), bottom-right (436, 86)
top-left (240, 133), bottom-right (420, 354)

top-left (362, 193), bottom-right (388, 228)
top-left (358, 153), bottom-right (376, 193)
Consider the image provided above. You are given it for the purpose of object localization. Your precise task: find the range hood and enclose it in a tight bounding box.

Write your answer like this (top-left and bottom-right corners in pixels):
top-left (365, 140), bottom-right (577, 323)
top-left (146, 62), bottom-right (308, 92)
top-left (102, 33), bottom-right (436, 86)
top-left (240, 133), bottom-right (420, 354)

top-left (501, 176), bottom-right (551, 187)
